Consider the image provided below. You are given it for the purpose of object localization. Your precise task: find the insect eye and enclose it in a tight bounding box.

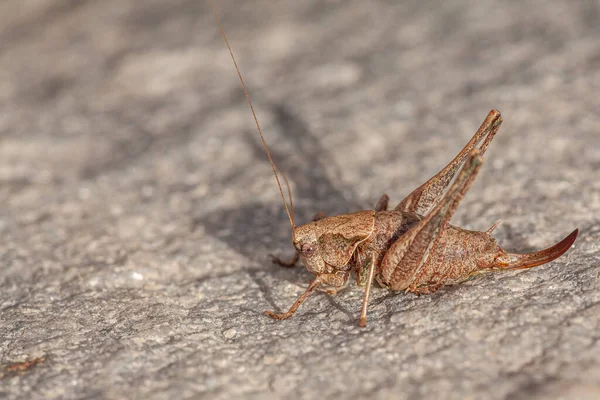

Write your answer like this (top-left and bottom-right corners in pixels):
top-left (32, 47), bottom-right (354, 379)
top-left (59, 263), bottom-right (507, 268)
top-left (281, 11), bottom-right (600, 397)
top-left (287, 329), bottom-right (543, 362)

top-left (301, 244), bottom-right (314, 256)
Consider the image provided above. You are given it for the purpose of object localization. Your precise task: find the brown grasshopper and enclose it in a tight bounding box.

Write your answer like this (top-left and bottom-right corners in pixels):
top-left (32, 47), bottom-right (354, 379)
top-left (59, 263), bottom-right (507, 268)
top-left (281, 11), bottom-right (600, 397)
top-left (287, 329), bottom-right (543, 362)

top-left (210, 3), bottom-right (579, 327)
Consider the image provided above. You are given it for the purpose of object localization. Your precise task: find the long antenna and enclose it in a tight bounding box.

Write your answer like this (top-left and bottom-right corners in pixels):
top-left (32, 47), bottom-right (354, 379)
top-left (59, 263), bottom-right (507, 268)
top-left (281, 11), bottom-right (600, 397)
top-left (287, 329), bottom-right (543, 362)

top-left (209, 0), bottom-right (295, 229)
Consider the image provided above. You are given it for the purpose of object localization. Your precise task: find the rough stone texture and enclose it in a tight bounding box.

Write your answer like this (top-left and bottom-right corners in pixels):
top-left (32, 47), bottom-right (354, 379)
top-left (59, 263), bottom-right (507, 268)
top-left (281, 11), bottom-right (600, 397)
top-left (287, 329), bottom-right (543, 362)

top-left (1, 1), bottom-right (599, 399)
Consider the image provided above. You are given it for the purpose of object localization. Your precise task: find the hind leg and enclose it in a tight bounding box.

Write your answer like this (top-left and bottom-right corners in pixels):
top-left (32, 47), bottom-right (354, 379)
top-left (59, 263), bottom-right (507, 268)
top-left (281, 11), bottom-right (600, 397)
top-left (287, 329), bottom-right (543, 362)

top-left (379, 150), bottom-right (484, 290)
top-left (397, 110), bottom-right (501, 216)
top-left (410, 282), bottom-right (444, 295)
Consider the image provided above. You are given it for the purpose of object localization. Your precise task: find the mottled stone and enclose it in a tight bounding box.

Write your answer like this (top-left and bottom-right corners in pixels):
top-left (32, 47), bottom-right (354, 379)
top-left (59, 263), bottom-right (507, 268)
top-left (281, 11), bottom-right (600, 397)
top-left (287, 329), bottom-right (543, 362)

top-left (1, 1), bottom-right (599, 399)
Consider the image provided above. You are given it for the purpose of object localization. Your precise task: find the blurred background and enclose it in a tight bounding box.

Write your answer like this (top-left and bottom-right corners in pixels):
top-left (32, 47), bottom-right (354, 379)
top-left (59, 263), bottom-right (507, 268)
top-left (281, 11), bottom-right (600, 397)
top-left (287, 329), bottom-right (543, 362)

top-left (1, 1), bottom-right (599, 399)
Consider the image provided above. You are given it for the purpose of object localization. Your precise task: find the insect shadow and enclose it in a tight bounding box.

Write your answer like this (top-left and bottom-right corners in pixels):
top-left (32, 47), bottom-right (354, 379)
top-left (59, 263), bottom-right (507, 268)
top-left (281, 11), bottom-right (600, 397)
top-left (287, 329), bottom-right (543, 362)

top-left (197, 102), bottom-right (361, 280)
top-left (256, 104), bottom-right (363, 214)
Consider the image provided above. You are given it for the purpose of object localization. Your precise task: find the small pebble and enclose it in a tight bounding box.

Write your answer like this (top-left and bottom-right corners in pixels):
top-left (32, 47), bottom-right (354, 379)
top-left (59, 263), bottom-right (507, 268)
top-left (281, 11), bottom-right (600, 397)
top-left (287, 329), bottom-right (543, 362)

top-left (223, 329), bottom-right (236, 339)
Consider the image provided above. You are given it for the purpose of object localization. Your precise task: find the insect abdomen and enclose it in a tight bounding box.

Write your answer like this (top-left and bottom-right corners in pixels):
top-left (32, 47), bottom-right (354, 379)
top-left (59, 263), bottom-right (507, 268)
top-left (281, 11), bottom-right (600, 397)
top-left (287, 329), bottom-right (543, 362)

top-left (411, 227), bottom-right (499, 288)
top-left (378, 226), bottom-right (500, 291)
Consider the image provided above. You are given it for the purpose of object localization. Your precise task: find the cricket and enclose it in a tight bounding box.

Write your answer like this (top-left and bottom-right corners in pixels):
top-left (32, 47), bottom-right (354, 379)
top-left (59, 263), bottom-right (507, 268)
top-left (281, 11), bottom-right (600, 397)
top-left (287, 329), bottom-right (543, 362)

top-left (210, 2), bottom-right (579, 327)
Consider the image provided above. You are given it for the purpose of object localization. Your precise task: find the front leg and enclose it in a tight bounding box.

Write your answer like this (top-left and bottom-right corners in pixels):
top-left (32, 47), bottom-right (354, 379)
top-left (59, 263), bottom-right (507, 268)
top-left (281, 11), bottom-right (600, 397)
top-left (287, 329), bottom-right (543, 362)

top-left (264, 271), bottom-right (350, 320)
top-left (318, 273), bottom-right (350, 295)
top-left (264, 278), bottom-right (322, 320)
top-left (271, 251), bottom-right (299, 267)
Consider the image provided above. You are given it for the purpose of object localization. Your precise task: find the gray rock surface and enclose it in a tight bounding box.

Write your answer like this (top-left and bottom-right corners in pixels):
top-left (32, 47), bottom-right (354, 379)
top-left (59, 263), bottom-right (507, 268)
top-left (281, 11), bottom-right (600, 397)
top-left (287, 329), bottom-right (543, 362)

top-left (1, 1), bottom-right (599, 399)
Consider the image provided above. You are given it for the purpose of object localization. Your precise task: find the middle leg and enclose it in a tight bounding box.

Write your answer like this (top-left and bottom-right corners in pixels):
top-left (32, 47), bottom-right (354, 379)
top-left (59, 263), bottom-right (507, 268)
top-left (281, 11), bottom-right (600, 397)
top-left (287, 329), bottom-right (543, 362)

top-left (358, 253), bottom-right (377, 327)
top-left (374, 193), bottom-right (390, 211)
